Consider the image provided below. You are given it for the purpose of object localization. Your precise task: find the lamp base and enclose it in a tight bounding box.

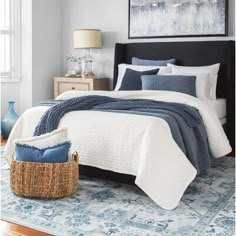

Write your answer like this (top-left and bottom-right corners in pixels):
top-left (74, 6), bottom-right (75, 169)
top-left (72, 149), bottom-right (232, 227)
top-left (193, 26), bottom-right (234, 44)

top-left (81, 73), bottom-right (95, 79)
top-left (81, 49), bottom-right (95, 76)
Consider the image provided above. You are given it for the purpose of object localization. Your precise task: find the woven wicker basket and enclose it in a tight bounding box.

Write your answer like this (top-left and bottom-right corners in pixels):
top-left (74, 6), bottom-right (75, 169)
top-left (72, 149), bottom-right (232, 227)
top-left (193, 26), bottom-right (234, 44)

top-left (10, 152), bottom-right (79, 199)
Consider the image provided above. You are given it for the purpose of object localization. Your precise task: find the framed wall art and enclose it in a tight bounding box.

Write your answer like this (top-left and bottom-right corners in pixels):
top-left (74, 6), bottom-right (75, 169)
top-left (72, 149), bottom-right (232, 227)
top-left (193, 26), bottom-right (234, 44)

top-left (128, 0), bottom-right (228, 38)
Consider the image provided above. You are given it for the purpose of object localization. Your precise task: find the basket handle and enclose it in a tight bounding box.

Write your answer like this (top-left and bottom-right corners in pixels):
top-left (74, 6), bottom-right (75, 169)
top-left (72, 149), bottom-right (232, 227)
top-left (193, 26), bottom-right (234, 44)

top-left (72, 151), bottom-right (79, 163)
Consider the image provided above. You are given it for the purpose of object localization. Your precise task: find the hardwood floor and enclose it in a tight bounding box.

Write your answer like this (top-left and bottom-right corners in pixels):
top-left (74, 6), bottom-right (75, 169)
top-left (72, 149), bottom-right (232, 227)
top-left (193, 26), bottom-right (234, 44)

top-left (1, 139), bottom-right (7, 147)
top-left (0, 220), bottom-right (52, 236)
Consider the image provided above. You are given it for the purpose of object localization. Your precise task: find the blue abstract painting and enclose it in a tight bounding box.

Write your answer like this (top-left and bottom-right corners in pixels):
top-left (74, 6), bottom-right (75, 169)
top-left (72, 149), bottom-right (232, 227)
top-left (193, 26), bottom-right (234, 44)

top-left (129, 0), bottom-right (227, 38)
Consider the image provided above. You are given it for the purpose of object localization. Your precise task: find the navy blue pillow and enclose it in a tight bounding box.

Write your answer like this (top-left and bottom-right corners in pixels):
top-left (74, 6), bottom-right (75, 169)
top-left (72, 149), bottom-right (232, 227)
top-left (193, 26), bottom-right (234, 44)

top-left (141, 75), bottom-right (196, 97)
top-left (119, 68), bottom-right (159, 91)
top-left (132, 57), bottom-right (176, 66)
top-left (15, 141), bottom-right (71, 163)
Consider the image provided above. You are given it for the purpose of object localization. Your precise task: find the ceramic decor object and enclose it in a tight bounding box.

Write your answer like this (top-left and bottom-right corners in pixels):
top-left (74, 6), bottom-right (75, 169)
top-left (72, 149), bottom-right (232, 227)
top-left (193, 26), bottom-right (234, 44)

top-left (1, 101), bottom-right (19, 139)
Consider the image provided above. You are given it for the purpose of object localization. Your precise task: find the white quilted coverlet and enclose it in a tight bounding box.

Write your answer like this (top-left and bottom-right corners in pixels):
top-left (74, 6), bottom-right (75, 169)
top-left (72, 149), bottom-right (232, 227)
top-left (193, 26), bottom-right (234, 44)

top-left (4, 91), bottom-right (231, 209)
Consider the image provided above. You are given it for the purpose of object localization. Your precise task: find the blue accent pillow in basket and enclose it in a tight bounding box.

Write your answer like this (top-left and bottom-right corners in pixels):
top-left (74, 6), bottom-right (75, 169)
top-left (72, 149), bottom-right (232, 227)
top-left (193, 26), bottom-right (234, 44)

top-left (15, 141), bottom-right (71, 163)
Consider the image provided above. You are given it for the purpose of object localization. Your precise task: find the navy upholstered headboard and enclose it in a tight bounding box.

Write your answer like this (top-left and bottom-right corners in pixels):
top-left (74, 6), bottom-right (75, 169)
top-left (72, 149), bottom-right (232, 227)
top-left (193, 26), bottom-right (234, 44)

top-left (113, 41), bottom-right (235, 146)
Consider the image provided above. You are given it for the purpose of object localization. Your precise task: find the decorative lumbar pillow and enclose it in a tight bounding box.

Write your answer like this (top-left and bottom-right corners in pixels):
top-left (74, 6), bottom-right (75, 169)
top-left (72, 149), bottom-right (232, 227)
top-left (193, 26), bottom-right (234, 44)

top-left (115, 64), bottom-right (166, 91)
top-left (119, 68), bottom-right (159, 91)
top-left (167, 63), bottom-right (220, 100)
top-left (132, 57), bottom-right (176, 66)
top-left (15, 141), bottom-right (71, 163)
top-left (14, 128), bottom-right (68, 149)
top-left (168, 72), bottom-right (213, 100)
top-left (141, 75), bottom-right (196, 97)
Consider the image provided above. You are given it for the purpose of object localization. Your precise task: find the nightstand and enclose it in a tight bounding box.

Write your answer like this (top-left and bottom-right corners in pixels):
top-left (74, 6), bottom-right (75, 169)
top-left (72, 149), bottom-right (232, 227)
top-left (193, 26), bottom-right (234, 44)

top-left (54, 77), bottom-right (109, 98)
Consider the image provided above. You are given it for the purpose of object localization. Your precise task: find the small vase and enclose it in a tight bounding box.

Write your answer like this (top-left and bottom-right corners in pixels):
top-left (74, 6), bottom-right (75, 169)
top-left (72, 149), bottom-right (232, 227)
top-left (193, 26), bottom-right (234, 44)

top-left (1, 101), bottom-right (19, 139)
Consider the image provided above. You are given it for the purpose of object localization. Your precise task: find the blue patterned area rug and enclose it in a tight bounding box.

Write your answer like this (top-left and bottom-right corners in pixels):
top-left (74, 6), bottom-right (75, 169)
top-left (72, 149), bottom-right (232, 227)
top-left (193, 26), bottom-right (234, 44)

top-left (1, 148), bottom-right (235, 236)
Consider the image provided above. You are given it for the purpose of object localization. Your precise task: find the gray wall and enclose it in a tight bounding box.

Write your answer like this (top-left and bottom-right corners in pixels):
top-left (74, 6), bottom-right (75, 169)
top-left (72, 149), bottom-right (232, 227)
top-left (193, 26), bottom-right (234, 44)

top-left (62, 0), bottom-right (235, 89)
top-left (1, 0), bottom-right (235, 114)
top-left (1, 0), bottom-right (63, 114)
top-left (32, 0), bottom-right (63, 105)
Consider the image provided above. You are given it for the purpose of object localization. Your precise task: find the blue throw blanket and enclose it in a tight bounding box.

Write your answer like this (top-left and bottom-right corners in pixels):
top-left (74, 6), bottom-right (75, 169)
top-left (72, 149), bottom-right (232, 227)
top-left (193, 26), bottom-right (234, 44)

top-left (35, 96), bottom-right (212, 172)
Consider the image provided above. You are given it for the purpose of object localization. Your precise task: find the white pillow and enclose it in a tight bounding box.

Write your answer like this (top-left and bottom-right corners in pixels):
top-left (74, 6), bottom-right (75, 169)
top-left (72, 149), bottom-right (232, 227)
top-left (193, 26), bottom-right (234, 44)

top-left (167, 63), bottom-right (220, 100)
top-left (114, 64), bottom-right (166, 91)
top-left (14, 128), bottom-right (68, 149)
top-left (157, 66), bottom-right (172, 75)
top-left (167, 63), bottom-right (220, 74)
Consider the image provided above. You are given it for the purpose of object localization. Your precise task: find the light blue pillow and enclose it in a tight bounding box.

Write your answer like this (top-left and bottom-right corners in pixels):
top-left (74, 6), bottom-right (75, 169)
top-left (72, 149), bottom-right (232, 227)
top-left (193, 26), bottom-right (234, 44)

top-left (141, 75), bottom-right (196, 97)
top-left (132, 57), bottom-right (176, 66)
top-left (15, 141), bottom-right (71, 163)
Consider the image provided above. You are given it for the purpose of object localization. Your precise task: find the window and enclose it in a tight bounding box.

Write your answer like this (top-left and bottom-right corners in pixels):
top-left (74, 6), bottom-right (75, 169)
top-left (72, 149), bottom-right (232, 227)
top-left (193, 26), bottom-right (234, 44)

top-left (0, 0), bottom-right (21, 82)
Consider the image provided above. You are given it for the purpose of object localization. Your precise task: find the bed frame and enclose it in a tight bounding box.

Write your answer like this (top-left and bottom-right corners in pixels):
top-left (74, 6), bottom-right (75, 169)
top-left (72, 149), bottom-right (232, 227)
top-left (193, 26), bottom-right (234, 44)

top-left (80, 40), bottom-right (235, 183)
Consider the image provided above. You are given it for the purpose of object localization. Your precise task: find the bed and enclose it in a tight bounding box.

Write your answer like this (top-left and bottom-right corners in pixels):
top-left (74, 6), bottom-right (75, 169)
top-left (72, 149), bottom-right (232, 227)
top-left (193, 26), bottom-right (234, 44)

top-left (113, 41), bottom-right (235, 146)
top-left (4, 40), bottom-right (235, 210)
top-left (207, 98), bottom-right (227, 125)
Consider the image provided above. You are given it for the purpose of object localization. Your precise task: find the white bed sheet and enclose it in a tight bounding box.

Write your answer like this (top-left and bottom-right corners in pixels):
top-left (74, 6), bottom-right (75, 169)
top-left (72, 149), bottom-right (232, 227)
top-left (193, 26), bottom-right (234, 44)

top-left (207, 98), bottom-right (227, 125)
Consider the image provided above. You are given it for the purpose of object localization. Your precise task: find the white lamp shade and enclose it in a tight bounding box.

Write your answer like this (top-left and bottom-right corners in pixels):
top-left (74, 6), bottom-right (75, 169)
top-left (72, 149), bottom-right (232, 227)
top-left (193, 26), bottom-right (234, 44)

top-left (74, 29), bottom-right (101, 49)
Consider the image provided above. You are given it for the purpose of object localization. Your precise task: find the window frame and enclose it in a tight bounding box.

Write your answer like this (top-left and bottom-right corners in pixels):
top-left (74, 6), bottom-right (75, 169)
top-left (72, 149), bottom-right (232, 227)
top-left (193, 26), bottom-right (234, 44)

top-left (0, 0), bottom-right (22, 83)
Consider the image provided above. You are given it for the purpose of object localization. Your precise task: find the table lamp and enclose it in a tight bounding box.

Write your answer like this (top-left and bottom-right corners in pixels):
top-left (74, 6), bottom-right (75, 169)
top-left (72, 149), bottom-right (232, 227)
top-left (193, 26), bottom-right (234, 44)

top-left (74, 29), bottom-right (101, 77)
